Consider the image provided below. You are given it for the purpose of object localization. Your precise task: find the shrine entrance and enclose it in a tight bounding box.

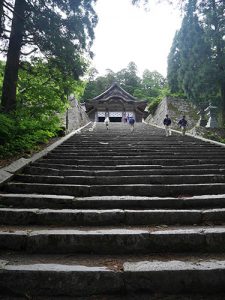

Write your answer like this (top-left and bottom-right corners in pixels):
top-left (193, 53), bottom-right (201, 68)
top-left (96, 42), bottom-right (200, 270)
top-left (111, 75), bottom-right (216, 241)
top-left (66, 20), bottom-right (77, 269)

top-left (110, 117), bottom-right (122, 122)
top-left (98, 117), bottom-right (105, 122)
top-left (97, 111), bottom-right (135, 122)
top-left (85, 83), bottom-right (147, 122)
top-left (98, 116), bottom-right (122, 122)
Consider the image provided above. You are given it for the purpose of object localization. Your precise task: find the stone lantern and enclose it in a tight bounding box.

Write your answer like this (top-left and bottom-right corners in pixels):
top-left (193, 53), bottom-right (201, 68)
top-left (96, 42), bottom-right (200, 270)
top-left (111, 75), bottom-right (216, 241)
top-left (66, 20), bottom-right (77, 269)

top-left (205, 104), bottom-right (218, 128)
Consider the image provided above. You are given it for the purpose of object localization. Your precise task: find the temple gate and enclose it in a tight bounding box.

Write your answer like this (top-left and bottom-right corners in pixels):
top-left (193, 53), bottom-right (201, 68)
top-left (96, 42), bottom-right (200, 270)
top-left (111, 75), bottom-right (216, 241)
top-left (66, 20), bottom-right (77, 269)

top-left (85, 83), bottom-right (147, 122)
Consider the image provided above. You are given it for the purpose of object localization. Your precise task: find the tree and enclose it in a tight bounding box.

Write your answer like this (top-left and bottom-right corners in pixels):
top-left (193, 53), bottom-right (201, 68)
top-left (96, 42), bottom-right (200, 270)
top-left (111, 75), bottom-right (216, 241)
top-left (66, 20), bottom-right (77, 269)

top-left (167, 0), bottom-right (225, 121)
top-left (116, 62), bottom-right (141, 95)
top-left (0, 58), bottom-right (86, 157)
top-left (81, 68), bottom-right (117, 101)
top-left (1, 0), bottom-right (26, 112)
top-left (82, 62), bottom-right (166, 103)
top-left (176, 0), bottom-right (212, 103)
top-left (0, 0), bottom-right (4, 36)
top-left (167, 31), bottom-right (182, 94)
top-left (198, 0), bottom-right (225, 123)
top-left (0, 0), bottom-right (98, 112)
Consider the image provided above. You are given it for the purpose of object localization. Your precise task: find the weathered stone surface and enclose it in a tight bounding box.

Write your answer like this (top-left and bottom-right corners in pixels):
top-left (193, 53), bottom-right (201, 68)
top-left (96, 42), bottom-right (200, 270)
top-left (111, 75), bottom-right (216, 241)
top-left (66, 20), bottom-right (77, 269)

top-left (124, 209), bottom-right (202, 225)
top-left (0, 170), bottom-right (12, 185)
top-left (26, 229), bottom-right (150, 254)
top-left (2, 227), bottom-right (225, 254)
top-left (0, 208), bottom-right (124, 226)
top-left (0, 232), bottom-right (27, 251)
top-left (1, 123), bottom-right (225, 297)
top-left (0, 208), bottom-right (212, 226)
top-left (0, 264), bottom-right (123, 296)
top-left (124, 260), bottom-right (225, 293)
top-left (203, 208), bottom-right (225, 223)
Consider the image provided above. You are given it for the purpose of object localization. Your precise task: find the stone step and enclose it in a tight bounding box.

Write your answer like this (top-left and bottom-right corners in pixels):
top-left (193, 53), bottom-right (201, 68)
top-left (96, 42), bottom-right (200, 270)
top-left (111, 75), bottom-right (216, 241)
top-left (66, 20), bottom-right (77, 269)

top-left (2, 194), bottom-right (225, 210)
top-left (0, 262), bottom-right (122, 297)
top-left (45, 153), bottom-right (225, 159)
top-left (1, 226), bottom-right (225, 254)
top-left (49, 152), bottom-right (225, 158)
top-left (31, 162), bottom-right (225, 170)
top-left (0, 207), bottom-right (224, 226)
top-left (4, 182), bottom-right (225, 197)
top-left (57, 142), bottom-right (223, 153)
top-left (36, 158), bottom-right (225, 166)
top-left (1, 254), bottom-right (225, 297)
top-left (52, 145), bottom-right (224, 151)
top-left (1, 122), bottom-right (225, 299)
top-left (14, 174), bottom-right (225, 185)
top-left (56, 144), bottom-right (218, 149)
top-left (24, 166), bottom-right (225, 176)
top-left (50, 146), bottom-right (225, 151)
top-left (58, 136), bottom-right (206, 141)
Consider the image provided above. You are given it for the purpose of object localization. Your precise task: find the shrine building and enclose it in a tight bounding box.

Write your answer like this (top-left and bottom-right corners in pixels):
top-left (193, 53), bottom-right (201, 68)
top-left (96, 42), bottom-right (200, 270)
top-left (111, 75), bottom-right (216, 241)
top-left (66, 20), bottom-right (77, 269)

top-left (85, 83), bottom-right (147, 122)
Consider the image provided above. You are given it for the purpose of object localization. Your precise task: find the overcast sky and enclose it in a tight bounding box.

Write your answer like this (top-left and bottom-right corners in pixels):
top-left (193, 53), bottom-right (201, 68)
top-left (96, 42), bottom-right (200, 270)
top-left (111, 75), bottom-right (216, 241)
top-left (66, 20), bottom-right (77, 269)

top-left (91, 0), bottom-right (182, 77)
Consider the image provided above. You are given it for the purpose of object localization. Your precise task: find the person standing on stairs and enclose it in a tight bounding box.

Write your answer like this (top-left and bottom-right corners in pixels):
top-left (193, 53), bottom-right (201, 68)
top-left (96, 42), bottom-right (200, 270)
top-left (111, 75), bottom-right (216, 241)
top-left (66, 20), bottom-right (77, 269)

top-left (163, 114), bottom-right (172, 136)
top-left (104, 116), bottom-right (110, 130)
top-left (178, 115), bottom-right (188, 136)
top-left (128, 116), bottom-right (135, 131)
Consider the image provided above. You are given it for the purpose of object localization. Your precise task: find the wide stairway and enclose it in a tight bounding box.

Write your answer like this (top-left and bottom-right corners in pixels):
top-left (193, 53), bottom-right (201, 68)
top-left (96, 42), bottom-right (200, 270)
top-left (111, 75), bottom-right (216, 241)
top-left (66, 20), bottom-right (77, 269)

top-left (1, 122), bottom-right (225, 299)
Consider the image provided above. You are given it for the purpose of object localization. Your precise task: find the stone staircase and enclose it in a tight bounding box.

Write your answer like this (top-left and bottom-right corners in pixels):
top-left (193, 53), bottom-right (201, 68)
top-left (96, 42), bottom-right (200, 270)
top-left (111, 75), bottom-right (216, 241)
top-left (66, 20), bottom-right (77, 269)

top-left (1, 122), bottom-right (225, 299)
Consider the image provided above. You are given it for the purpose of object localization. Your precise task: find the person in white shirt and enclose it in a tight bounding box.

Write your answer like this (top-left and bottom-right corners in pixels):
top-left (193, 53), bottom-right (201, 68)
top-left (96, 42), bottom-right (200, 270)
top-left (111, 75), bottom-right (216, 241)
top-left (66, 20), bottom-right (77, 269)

top-left (104, 116), bottom-right (110, 130)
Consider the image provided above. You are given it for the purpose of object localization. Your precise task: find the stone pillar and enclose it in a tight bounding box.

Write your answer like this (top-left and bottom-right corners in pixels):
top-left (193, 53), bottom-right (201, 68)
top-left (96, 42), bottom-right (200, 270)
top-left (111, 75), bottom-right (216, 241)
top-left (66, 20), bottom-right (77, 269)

top-left (95, 112), bottom-right (98, 122)
top-left (205, 104), bottom-right (218, 128)
top-left (105, 105), bottom-right (109, 118)
top-left (122, 111), bottom-right (126, 123)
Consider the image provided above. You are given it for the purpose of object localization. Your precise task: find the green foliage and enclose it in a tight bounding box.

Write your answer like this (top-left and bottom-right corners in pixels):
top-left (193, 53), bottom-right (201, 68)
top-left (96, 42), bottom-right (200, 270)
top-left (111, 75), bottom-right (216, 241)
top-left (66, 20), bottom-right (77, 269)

top-left (82, 62), bottom-right (166, 103)
top-left (139, 69), bottom-right (166, 101)
top-left (167, 0), bottom-right (225, 125)
top-left (0, 113), bottom-right (15, 144)
top-left (0, 59), bottom-right (85, 158)
top-left (82, 73), bottom-right (116, 101)
top-left (0, 0), bottom-right (98, 112)
top-left (0, 111), bottom-right (60, 158)
top-left (202, 129), bottom-right (225, 144)
top-left (116, 62), bottom-right (141, 95)
top-left (167, 31), bottom-right (181, 94)
top-left (167, 0), bottom-right (212, 103)
top-left (3, 0), bottom-right (98, 77)
top-left (147, 98), bottom-right (162, 114)
top-left (166, 90), bottom-right (187, 99)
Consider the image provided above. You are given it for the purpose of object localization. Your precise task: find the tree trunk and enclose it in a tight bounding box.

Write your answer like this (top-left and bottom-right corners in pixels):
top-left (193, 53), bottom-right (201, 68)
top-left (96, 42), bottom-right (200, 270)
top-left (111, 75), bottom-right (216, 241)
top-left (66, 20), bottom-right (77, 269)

top-left (221, 83), bottom-right (225, 126)
top-left (0, 0), bottom-right (4, 36)
top-left (1, 0), bottom-right (26, 112)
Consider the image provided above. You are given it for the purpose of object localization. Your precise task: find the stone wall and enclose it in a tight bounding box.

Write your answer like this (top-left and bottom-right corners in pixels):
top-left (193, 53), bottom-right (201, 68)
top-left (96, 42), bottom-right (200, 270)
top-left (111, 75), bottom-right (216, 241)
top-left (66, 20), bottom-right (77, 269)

top-left (145, 97), bottom-right (168, 126)
top-left (61, 99), bottom-right (90, 133)
top-left (145, 97), bottom-right (199, 130)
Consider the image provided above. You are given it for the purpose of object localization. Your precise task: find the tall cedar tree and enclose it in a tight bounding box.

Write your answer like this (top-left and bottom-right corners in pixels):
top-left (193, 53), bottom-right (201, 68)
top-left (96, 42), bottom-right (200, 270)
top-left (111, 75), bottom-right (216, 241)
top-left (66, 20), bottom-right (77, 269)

top-left (0, 0), bottom-right (4, 36)
top-left (199, 0), bottom-right (225, 123)
top-left (169, 0), bottom-right (212, 103)
top-left (167, 31), bottom-right (181, 93)
top-left (0, 0), bottom-right (97, 112)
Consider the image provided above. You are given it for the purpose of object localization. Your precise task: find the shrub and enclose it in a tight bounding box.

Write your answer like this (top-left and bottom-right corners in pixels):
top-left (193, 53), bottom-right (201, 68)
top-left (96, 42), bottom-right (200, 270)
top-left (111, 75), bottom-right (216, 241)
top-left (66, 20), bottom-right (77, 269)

top-left (148, 98), bottom-right (162, 114)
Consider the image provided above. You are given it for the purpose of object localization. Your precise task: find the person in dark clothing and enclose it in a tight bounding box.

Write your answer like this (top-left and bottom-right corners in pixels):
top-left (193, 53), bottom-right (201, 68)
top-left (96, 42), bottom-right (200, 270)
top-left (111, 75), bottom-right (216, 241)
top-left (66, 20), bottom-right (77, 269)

top-left (128, 116), bottom-right (135, 131)
top-left (163, 114), bottom-right (172, 136)
top-left (178, 115), bottom-right (188, 136)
